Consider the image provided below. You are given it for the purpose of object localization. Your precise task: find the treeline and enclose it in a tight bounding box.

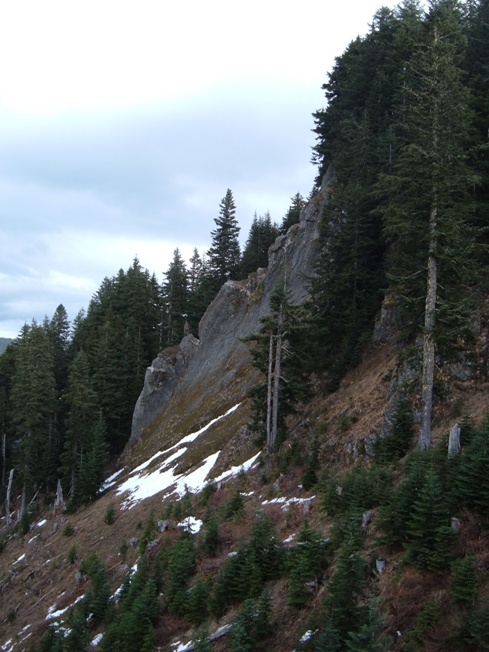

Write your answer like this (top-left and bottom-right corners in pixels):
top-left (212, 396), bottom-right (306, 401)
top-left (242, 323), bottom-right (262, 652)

top-left (0, 190), bottom-right (302, 515)
top-left (244, 0), bottom-right (489, 451)
top-left (311, 0), bottom-right (489, 388)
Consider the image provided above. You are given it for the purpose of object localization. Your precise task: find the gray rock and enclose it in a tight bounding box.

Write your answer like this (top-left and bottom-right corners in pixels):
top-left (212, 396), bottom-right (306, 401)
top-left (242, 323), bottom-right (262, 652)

top-left (129, 334), bottom-right (200, 444)
top-left (375, 558), bottom-right (386, 574)
top-left (126, 182), bottom-right (325, 449)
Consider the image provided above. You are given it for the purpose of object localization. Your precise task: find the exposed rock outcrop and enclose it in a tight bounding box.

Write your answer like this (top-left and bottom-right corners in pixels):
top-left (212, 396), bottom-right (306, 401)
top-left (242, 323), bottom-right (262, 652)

top-left (129, 335), bottom-right (200, 445)
top-left (126, 185), bottom-right (325, 456)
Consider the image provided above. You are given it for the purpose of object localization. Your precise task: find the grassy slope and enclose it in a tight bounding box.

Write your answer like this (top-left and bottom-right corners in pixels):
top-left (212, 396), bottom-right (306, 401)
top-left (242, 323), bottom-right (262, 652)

top-left (2, 331), bottom-right (489, 651)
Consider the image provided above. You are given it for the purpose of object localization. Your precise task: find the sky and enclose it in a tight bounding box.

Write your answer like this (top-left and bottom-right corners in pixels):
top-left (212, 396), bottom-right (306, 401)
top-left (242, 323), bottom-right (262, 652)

top-left (0, 0), bottom-right (401, 338)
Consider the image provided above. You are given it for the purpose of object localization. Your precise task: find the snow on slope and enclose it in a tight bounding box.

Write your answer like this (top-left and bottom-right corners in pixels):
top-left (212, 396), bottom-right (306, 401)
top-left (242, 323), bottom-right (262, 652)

top-left (113, 403), bottom-right (260, 508)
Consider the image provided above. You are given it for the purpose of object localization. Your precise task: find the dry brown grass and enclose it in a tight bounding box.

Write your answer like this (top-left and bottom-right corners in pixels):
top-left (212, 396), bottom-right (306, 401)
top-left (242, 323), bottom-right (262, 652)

top-left (4, 332), bottom-right (489, 650)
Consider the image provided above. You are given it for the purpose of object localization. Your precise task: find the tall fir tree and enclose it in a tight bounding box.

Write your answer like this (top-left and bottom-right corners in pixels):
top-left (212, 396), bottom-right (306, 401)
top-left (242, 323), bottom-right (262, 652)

top-left (207, 189), bottom-right (241, 293)
top-left (11, 322), bottom-right (57, 495)
top-left (162, 248), bottom-right (189, 346)
top-left (60, 349), bottom-right (99, 498)
top-left (380, 0), bottom-right (480, 449)
top-left (245, 283), bottom-right (312, 449)
top-left (280, 193), bottom-right (305, 234)
top-left (241, 212), bottom-right (279, 277)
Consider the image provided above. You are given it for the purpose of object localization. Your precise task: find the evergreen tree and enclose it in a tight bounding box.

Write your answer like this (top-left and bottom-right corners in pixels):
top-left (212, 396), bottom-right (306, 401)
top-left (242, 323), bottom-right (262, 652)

top-left (287, 522), bottom-right (328, 609)
top-left (380, 0), bottom-right (480, 449)
top-left (455, 414), bottom-right (489, 513)
top-left (322, 534), bottom-right (368, 642)
top-left (166, 531), bottom-right (197, 614)
top-left (280, 193), bottom-right (305, 234)
top-left (450, 555), bottom-right (479, 606)
top-left (406, 467), bottom-right (453, 571)
top-left (246, 283), bottom-right (312, 449)
top-left (11, 322), bottom-right (57, 494)
top-left (374, 393), bottom-right (414, 464)
top-left (60, 349), bottom-right (99, 500)
top-left (241, 211), bottom-right (279, 277)
top-left (207, 189), bottom-right (241, 292)
top-left (162, 248), bottom-right (189, 346)
top-left (0, 341), bottom-right (17, 494)
top-left (187, 247), bottom-right (209, 332)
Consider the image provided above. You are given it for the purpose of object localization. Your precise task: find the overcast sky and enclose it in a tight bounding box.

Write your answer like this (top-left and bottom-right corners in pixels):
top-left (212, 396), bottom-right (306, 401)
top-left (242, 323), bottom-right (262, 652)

top-left (0, 0), bottom-right (401, 338)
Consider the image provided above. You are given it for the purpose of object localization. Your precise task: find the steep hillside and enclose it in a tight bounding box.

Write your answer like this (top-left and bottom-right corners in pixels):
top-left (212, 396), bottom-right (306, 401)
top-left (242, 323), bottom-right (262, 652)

top-left (3, 163), bottom-right (489, 651)
top-left (125, 179), bottom-right (325, 475)
top-left (3, 320), bottom-right (489, 651)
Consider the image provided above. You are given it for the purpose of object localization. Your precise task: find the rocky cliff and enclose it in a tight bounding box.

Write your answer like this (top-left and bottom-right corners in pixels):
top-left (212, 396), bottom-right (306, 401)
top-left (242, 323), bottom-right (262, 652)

top-left (125, 180), bottom-right (326, 472)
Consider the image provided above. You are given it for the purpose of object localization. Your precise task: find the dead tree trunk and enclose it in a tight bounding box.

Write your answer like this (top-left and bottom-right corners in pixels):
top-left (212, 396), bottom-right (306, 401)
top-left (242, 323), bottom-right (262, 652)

top-left (53, 479), bottom-right (65, 514)
top-left (266, 333), bottom-right (274, 450)
top-left (5, 468), bottom-right (13, 528)
top-left (270, 304), bottom-right (284, 450)
top-left (448, 423), bottom-right (461, 457)
top-left (418, 204), bottom-right (438, 451)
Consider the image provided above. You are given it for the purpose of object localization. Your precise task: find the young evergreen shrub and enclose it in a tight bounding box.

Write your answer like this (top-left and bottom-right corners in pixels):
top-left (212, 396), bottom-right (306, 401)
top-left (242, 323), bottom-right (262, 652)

top-left (209, 554), bottom-right (238, 617)
top-left (78, 553), bottom-right (112, 625)
top-left (67, 545), bottom-right (77, 564)
top-left (199, 482), bottom-right (216, 506)
top-left (200, 512), bottom-right (220, 557)
top-left (450, 555), bottom-right (479, 606)
top-left (186, 577), bottom-right (210, 625)
top-left (138, 512), bottom-right (157, 553)
top-left (17, 511), bottom-right (31, 536)
top-left (406, 468), bottom-right (454, 571)
top-left (460, 597), bottom-right (489, 651)
top-left (322, 534), bottom-right (368, 641)
top-left (103, 504), bottom-right (116, 525)
top-left (407, 598), bottom-right (441, 647)
top-left (321, 465), bottom-right (392, 519)
top-left (374, 394), bottom-right (414, 464)
top-left (455, 414), bottom-right (489, 516)
top-left (287, 522), bottom-right (328, 609)
top-left (62, 522), bottom-right (75, 536)
top-left (193, 625), bottom-right (212, 652)
top-left (64, 605), bottom-right (92, 652)
top-left (119, 541), bottom-right (128, 561)
top-left (229, 590), bottom-right (273, 652)
top-left (166, 531), bottom-right (197, 614)
top-left (343, 599), bottom-right (393, 651)
top-left (377, 457), bottom-right (430, 548)
top-left (301, 436), bottom-right (320, 490)
top-left (223, 488), bottom-right (245, 520)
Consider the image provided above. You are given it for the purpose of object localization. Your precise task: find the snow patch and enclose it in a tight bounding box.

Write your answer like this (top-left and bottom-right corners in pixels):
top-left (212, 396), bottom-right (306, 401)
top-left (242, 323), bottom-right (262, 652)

top-left (262, 495), bottom-right (315, 511)
top-left (91, 633), bottom-right (104, 647)
top-left (13, 553), bottom-right (25, 565)
top-left (37, 518), bottom-right (47, 527)
top-left (100, 468), bottom-right (124, 491)
top-left (300, 629), bottom-right (314, 643)
top-left (116, 404), bottom-right (244, 508)
top-left (212, 451), bottom-right (261, 483)
top-left (117, 450), bottom-right (221, 509)
top-left (177, 516), bottom-right (203, 534)
top-left (46, 595), bottom-right (84, 621)
top-left (171, 642), bottom-right (193, 652)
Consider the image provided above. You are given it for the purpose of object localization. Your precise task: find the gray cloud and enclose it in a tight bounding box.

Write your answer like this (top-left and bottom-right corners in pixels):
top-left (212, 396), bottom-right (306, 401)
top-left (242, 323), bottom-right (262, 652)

top-left (0, 79), bottom-right (318, 336)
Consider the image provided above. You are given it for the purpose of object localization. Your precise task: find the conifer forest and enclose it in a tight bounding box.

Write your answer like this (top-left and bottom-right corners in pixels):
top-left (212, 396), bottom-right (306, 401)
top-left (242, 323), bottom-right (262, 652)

top-left (3, 1), bottom-right (489, 650)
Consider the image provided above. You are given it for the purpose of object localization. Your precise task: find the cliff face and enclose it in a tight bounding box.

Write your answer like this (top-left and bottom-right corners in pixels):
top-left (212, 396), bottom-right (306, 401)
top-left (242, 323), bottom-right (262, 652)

top-left (126, 184), bottom-right (325, 470)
